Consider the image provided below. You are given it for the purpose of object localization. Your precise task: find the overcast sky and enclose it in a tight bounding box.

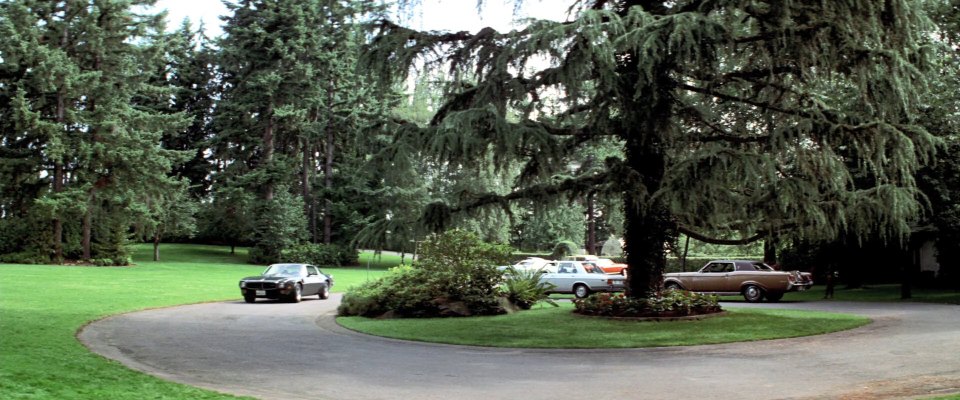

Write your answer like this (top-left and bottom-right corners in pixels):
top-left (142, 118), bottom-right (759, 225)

top-left (152, 0), bottom-right (567, 37)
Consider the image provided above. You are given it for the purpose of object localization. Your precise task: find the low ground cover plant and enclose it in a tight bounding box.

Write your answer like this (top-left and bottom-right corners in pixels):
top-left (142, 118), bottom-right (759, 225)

top-left (574, 290), bottom-right (722, 318)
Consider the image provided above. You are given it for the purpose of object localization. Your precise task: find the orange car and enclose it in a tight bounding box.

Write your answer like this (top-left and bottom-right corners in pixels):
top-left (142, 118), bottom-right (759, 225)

top-left (565, 255), bottom-right (628, 275)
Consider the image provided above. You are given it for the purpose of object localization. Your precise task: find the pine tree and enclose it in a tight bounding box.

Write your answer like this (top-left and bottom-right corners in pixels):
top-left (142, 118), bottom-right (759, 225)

top-left (0, 0), bottom-right (190, 263)
top-left (215, 0), bottom-right (387, 257)
top-left (365, 1), bottom-right (938, 297)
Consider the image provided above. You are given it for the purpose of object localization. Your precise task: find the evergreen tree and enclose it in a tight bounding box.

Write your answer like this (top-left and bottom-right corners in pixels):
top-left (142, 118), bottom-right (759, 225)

top-left (156, 20), bottom-right (219, 198)
top-left (365, 1), bottom-right (938, 297)
top-left (215, 0), bottom-right (388, 258)
top-left (1, 0), bottom-right (188, 263)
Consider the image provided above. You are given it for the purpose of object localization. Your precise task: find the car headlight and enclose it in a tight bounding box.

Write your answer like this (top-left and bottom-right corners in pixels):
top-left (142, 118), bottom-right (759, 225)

top-left (239, 281), bottom-right (246, 288)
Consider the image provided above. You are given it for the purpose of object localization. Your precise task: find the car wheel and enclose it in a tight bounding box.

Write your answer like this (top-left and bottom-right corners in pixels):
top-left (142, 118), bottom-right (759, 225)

top-left (743, 284), bottom-right (763, 303)
top-left (766, 292), bottom-right (784, 302)
top-left (289, 283), bottom-right (302, 303)
top-left (243, 295), bottom-right (256, 303)
top-left (573, 284), bottom-right (591, 299)
top-left (664, 282), bottom-right (682, 291)
top-left (318, 283), bottom-right (330, 300)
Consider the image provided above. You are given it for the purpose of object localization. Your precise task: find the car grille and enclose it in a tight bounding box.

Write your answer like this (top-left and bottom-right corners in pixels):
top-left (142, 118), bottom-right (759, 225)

top-left (245, 282), bottom-right (277, 290)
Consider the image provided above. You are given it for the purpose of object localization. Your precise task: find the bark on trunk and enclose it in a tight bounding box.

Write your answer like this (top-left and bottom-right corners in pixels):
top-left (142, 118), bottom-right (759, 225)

top-left (621, 62), bottom-right (672, 299)
top-left (153, 232), bottom-right (161, 262)
top-left (302, 138), bottom-right (317, 243)
top-left (52, 161), bottom-right (64, 262)
top-left (323, 112), bottom-right (335, 244)
top-left (586, 192), bottom-right (596, 255)
top-left (82, 191), bottom-right (94, 260)
top-left (53, 9), bottom-right (69, 262)
top-left (262, 107), bottom-right (275, 202)
top-left (763, 237), bottom-right (778, 267)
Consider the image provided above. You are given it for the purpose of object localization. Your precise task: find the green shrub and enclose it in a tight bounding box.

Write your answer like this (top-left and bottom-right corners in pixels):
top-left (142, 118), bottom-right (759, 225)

top-left (338, 229), bottom-right (514, 318)
top-left (0, 250), bottom-right (48, 265)
top-left (283, 243), bottom-right (338, 266)
top-left (499, 267), bottom-right (557, 309)
top-left (574, 290), bottom-right (721, 317)
top-left (550, 240), bottom-right (579, 259)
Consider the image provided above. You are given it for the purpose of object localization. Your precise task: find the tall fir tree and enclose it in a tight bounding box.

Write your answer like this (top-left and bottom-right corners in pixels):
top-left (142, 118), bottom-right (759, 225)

top-left (0, 0), bottom-right (190, 263)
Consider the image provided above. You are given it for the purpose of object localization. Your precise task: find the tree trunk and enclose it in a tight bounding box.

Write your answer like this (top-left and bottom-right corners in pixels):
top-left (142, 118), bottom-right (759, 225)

top-left (322, 110), bottom-right (335, 244)
top-left (153, 231), bottom-right (161, 262)
top-left (901, 245), bottom-right (913, 300)
top-left (263, 107), bottom-right (275, 202)
top-left (52, 162), bottom-right (64, 262)
top-left (82, 191), bottom-right (94, 260)
top-left (586, 192), bottom-right (596, 255)
top-left (681, 235), bottom-right (690, 272)
top-left (620, 54), bottom-right (674, 298)
top-left (302, 137), bottom-right (317, 243)
top-left (622, 124), bottom-right (670, 298)
top-left (53, 7), bottom-right (70, 262)
top-left (763, 237), bottom-right (779, 267)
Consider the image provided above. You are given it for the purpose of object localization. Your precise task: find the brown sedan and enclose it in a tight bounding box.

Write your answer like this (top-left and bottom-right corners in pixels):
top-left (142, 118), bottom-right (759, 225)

top-left (663, 260), bottom-right (813, 302)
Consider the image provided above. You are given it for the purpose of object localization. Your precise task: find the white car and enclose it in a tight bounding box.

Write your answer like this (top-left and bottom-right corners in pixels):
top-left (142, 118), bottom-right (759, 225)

top-left (541, 260), bottom-right (626, 298)
top-left (511, 257), bottom-right (556, 272)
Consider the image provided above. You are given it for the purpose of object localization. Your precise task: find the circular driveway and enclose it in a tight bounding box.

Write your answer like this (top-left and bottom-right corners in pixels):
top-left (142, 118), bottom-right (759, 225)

top-left (79, 296), bottom-right (960, 400)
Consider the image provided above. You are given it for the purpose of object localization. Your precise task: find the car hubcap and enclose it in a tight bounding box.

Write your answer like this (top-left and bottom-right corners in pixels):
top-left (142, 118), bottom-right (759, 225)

top-left (747, 287), bottom-right (759, 299)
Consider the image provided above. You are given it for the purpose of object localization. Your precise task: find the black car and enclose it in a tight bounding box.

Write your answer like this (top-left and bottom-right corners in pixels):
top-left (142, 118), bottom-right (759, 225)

top-left (239, 263), bottom-right (334, 303)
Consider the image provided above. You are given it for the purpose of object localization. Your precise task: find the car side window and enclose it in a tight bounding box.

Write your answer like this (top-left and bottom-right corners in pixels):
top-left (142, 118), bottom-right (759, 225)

top-left (307, 266), bottom-right (319, 276)
top-left (704, 263), bottom-right (722, 273)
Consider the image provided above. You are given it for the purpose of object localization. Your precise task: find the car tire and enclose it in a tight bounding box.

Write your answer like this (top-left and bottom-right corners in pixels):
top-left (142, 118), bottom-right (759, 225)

top-left (766, 292), bottom-right (783, 302)
top-left (573, 284), bottom-right (591, 299)
top-left (743, 284), bottom-right (764, 303)
top-left (243, 295), bottom-right (256, 303)
top-left (319, 284), bottom-right (330, 300)
top-left (289, 283), bottom-right (302, 303)
top-left (664, 282), bottom-right (682, 291)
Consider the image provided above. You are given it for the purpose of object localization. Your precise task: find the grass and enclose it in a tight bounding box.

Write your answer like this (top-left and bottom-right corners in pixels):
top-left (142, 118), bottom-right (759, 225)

top-left (0, 244), bottom-right (955, 398)
top-left (719, 284), bottom-right (960, 304)
top-left (0, 243), bottom-right (387, 400)
top-left (337, 302), bottom-right (871, 348)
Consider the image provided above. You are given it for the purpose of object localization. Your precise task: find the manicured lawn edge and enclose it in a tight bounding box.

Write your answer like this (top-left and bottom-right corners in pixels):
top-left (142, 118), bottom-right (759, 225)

top-left (336, 304), bottom-right (872, 349)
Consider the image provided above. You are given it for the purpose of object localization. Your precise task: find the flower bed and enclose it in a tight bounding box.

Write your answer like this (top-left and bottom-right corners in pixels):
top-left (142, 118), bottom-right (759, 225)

top-left (573, 290), bottom-right (722, 318)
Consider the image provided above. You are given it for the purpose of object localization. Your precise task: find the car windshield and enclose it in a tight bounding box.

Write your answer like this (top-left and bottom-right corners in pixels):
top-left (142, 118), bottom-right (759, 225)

top-left (262, 265), bottom-right (302, 277)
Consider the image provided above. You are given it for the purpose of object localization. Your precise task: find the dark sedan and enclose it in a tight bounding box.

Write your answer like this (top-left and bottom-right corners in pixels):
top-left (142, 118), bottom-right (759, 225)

top-left (239, 263), bottom-right (334, 303)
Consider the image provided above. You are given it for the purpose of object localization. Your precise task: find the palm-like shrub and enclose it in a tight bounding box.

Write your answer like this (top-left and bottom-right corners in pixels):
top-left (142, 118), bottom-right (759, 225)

top-left (499, 267), bottom-right (557, 310)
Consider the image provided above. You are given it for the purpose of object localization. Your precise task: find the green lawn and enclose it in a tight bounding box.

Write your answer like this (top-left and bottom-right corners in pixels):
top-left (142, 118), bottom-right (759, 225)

top-left (720, 284), bottom-right (960, 304)
top-left (338, 302), bottom-right (870, 348)
top-left (0, 244), bottom-right (955, 399)
top-left (0, 244), bottom-right (387, 400)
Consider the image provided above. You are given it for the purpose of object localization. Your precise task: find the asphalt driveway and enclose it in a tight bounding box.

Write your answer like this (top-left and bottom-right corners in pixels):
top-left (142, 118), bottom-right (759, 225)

top-left (78, 296), bottom-right (960, 400)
